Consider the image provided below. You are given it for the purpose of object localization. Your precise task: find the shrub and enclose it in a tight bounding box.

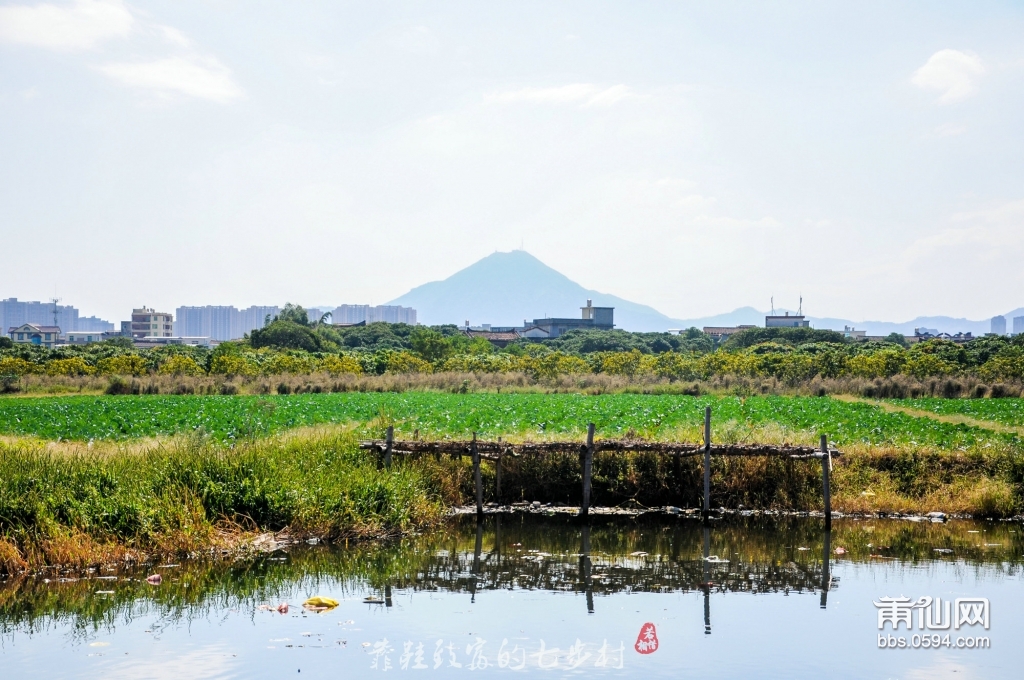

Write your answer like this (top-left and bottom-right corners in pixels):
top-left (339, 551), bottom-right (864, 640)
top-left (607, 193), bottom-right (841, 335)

top-left (210, 354), bottom-right (257, 377)
top-left (96, 354), bottom-right (148, 376)
top-left (45, 357), bottom-right (95, 376)
top-left (0, 357), bottom-right (39, 376)
top-left (320, 355), bottom-right (363, 376)
top-left (386, 351), bottom-right (433, 374)
top-left (157, 356), bottom-right (204, 376)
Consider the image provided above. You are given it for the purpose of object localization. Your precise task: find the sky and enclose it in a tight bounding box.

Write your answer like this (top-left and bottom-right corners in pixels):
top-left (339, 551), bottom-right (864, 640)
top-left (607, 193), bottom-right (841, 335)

top-left (1, 0), bottom-right (1023, 324)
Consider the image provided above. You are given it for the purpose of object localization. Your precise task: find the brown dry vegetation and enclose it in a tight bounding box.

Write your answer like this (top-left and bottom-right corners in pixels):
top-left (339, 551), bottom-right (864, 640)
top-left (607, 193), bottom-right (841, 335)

top-left (5, 370), bottom-right (1022, 399)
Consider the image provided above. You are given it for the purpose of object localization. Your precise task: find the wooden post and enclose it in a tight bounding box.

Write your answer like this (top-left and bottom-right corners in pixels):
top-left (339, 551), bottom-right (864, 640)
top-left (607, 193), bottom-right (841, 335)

top-left (702, 406), bottom-right (711, 519)
top-left (384, 425), bottom-right (393, 470)
top-left (473, 432), bottom-right (483, 518)
top-left (820, 434), bottom-right (832, 530)
top-left (495, 452), bottom-right (502, 501)
top-left (581, 423), bottom-right (595, 517)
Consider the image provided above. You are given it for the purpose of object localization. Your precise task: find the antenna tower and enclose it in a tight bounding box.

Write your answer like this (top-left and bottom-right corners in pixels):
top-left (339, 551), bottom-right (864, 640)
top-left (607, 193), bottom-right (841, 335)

top-left (798, 295), bottom-right (803, 316)
top-left (50, 297), bottom-right (62, 327)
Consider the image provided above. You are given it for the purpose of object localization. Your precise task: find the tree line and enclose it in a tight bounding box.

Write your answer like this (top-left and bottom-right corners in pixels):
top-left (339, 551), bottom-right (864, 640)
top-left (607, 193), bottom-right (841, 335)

top-left (2, 304), bottom-right (1023, 384)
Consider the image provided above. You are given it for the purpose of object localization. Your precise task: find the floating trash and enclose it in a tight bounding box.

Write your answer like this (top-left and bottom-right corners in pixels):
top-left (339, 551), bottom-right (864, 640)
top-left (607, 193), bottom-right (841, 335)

top-left (145, 574), bottom-right (162, 585)
top-left (304, 596), bottom-right (339, 610)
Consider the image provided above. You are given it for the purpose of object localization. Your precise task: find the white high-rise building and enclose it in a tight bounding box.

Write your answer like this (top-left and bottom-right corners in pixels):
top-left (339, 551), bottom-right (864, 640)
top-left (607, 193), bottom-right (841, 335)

top-left (331, 304), bottom-right (416, 325)
top-left (1014, 316), bottom-right (1024, 336)
top-left (0, 298), bottom-right (83, 333)
top-left (991, 315), bottom-right (1007, 336)
top-left (175, 305), bottom-right (280, 341)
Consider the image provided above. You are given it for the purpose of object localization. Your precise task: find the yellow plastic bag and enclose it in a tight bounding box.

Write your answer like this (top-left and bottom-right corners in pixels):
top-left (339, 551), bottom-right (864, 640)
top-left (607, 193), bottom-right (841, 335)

top-left (303, 596), bottom-right (339, 609)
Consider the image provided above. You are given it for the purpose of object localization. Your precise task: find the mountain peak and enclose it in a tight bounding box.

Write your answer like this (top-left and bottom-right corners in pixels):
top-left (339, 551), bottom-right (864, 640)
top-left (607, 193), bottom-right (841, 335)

top-left (387, 251), bottom-right (679, 330)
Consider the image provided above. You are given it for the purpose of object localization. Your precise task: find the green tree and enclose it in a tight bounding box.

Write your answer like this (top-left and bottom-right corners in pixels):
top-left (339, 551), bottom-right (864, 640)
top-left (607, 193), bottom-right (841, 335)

top-left (884, 332), bottom-right (909, 348)
top-left (250, 320), bottom-right (322, 352)
top-left (409, 327), bottom-right (454, 362)
top-left (277, 303), bottom-right (310, 326)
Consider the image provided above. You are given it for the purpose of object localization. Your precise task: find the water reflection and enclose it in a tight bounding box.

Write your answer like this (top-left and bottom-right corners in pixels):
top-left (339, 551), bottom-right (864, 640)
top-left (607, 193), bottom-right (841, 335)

top-left (1, 515), bottom-right (1019, 638)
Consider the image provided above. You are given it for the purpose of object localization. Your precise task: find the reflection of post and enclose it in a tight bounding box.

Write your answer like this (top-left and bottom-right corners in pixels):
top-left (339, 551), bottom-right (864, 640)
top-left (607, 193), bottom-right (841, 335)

top-left (702, 526), bottom-right (711, 635)
top-left (703, 407), bottom-right (711, 520)
top-left (495, 515), bottom-right (502, 558)
top-left (473, 433), bottom-right (483, 518)
top-left (820, 435), bottom-right (832, 531)
top-left (581, 423), bottom-right (595, 517)
top-left (580, 524), bottom-right (594, 614)
top-left (820, 530), bottom-right (831, 609)
top-left (471, 518), bottom-right (483, 603)
top-left (385, 583), bottom-right (393, 608)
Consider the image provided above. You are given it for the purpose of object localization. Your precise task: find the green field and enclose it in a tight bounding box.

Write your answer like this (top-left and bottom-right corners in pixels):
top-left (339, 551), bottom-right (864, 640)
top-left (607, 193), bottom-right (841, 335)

top-left (0, 393), bottom-right (1015, 449)
top-left (892, 398), bottom-right (1024, 428)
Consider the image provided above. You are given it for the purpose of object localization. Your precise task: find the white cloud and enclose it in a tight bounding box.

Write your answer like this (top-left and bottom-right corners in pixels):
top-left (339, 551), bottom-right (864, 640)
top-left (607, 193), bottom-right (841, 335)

top-left (904, 200), bottom-right (1024, 270)
top-left (0, 0), bottom-right (131, 50)
top-left (487, 83), bottom-right (632, 107)
top-left (97, 56), bottom-right (243, 103)
top-left (911, 49), bottom-right (985, 104)
top-left (158, 24), bottom-right (191, 48)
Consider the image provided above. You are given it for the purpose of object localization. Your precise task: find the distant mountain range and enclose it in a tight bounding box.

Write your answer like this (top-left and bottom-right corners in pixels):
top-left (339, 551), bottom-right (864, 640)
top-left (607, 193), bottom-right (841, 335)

top-left (386, 250), bottom-right (1022, 335)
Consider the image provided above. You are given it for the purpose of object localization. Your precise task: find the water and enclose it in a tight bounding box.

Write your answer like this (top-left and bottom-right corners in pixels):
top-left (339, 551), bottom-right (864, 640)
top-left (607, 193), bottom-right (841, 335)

top-left (1, 515), bottom-right (1021, 679)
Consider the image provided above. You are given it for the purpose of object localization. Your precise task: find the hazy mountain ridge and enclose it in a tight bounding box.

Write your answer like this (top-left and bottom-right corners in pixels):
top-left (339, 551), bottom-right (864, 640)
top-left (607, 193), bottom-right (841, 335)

top-left (386, 250), bottom-right (1021, 335)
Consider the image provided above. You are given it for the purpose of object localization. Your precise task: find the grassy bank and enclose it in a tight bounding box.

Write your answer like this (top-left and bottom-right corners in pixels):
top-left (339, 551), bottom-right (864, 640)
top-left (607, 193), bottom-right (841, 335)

top-left (1, 392), bottom-right (1022, 573)
top-left (0, 428), bottom-right (456, 574)
top-left (1, 424), bottom-right (1021, 575)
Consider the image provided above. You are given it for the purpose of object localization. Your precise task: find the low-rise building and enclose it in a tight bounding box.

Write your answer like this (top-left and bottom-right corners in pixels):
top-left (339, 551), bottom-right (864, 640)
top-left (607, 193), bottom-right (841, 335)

top-left (843, 325), bottom-right (867, 340)
top-left (131, 308), bottom-right (173, 339)
top-left (64, 330), bottom-right (123, 345)
top-left (7, 323), bottom-right (61, 348)
top-left (133, 336), bottom-right (213, 349)
top-left (526, 300), bottom-right (614, 339)
top-left (701, 325), bottom-right (756, 342)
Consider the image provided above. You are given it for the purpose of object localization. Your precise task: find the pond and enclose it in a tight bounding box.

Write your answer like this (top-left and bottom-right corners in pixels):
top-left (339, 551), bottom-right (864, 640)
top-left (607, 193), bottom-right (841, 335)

top-left (1, 515), bottom-right (1021, 679)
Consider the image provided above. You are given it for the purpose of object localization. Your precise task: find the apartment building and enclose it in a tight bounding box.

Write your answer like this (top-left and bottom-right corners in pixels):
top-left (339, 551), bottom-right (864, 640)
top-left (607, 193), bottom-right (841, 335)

top-left (131, 308), bottom-right (173, 339)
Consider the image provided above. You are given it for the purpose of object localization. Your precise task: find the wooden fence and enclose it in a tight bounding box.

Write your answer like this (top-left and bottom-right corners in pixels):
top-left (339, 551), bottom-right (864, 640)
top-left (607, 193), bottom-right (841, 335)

top-left (360, 407), bottom-right (838, 528)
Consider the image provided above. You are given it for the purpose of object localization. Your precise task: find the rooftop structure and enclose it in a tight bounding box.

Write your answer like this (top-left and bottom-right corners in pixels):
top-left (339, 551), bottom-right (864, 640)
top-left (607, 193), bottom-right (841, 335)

top-left (765, 312), bottom-right (810, 328)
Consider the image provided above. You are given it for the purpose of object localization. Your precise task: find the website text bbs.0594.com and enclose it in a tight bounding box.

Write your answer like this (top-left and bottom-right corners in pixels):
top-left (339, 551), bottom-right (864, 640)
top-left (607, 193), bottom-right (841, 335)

top-left (877, 634), bottom-right (990, 650)
top-left (873, 596), bottom-right (991, 651)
